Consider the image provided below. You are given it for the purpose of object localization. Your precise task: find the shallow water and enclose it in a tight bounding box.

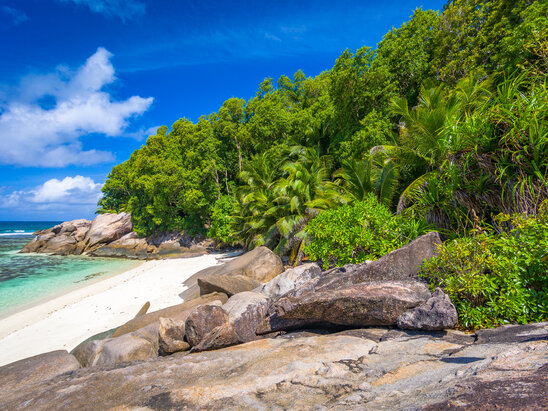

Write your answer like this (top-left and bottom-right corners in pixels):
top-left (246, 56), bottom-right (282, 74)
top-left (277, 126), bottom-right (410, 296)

top-left (0, 222), bottom-right (140, 317)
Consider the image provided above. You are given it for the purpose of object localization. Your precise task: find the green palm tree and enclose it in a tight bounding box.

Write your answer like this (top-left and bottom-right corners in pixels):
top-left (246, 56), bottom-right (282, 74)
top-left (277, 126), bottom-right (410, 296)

top-left (331, 157), bottom-right (399, 207)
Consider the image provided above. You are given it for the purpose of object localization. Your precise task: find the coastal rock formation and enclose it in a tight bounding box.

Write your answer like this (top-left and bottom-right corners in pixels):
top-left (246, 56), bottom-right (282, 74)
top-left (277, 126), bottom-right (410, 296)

top-left (193, 246), bottom-right (284, 283)
top-left (158, 317), bottom-right (190, 354)
top-left (277, 231), bottom-right (441, 299)
top-left (112, 292), bottom-right (227, 337)
top-left (72, 324), bottom-right (159, 367)
top-left (82, 212), bottom-right (133, 252)
top-left (185, 304), bottom-right (229, 347)
top-left (197, 274), bottom-right (261, 297)
top-left (20, 214), bottom-right (214, 259)
top-left (0, 350), bottom-right (80, 394)
top-left (254, 262), bottom-right (322, 299)
top-left (1, 322), bottom-right (546, 410)
top-left (258, 281), bottom-right (432, 334)
top-left (397, 287), bottom-right (459, 330)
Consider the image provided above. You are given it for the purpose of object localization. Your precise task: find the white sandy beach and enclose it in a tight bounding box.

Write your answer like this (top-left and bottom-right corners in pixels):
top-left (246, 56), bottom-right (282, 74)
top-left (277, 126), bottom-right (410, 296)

top-left (0, 253), bottom-right (225, 367)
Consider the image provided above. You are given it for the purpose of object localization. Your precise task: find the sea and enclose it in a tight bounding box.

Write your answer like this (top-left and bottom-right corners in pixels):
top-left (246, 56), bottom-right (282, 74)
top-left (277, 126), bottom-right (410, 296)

top-left (0, 221), bottom-right (140, 318)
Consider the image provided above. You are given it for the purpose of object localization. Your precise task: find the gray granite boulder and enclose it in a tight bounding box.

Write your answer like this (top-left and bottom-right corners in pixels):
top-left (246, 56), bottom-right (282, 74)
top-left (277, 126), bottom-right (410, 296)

top-left (185, 304), bottom-right (229, 347)
top-left (198, 274), bottom-right (261, 297)
top-left (82, 212), bottom-right (133, 252)
top-left (112, 292), bottom-right (227, 337)
top-left (397, 287), bottom-right (458, 330)
top-left (158, 317), bottom-right (190, 354)
top-left (285, 232), bottom-right (442, 299)
top-left (192, 246), bottom-right (284, 283)
top-left (0, 350), bottom-right (80, 394)
top-left (258, 281), bottom-right (431, 334)
top-left (72, 323), bottom-right (159, 367)
top-left (191, 292), bottom-right (270, 352)
top-left (254, 263), bottom-right (322, 300)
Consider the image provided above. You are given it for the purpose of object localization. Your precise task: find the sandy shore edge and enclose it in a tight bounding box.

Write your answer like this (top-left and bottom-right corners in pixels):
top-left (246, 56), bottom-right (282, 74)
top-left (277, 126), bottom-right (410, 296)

top-left (0, 253), bottom-right (225, 366)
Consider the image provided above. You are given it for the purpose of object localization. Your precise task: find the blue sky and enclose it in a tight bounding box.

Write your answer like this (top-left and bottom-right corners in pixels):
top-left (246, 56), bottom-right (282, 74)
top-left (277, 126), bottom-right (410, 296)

top-left (0, 0), bottom-right (446, 221)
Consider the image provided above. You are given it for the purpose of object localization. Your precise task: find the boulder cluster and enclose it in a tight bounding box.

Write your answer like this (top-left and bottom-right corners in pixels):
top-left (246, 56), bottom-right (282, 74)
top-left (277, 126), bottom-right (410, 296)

top-left (20, 213), bottom-right (212, 259)
top-left (66, 231), bottom-right (457, 367)
top-left (2, 231), bottom-right (547, 409)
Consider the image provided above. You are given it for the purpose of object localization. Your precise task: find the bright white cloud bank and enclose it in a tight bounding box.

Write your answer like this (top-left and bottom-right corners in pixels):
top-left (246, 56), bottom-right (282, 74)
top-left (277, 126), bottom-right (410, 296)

top-left (0, 48), bottom-right (153, 167)
top-left (0, 176), bottom-right (103, 213)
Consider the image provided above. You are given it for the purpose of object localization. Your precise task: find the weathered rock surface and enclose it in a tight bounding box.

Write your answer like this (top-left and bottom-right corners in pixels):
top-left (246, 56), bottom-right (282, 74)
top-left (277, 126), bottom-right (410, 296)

top-left (194, 292), bottom-right (271, 351)
top-left (185, 304), bottom-right (229, 347)
top-left (82, 212), bottom-right (133, 252)
top-left (285, 231), bottom-right (442, 298)
top-left (2, 322), bottom-right (546, 410)
top-left (21, 215), bottom-right (214, 259)
top-left (193, 245), bottom-right (284, 283)
top-left (258, 281), bottom-right (432, 334)
top-left (0, 350), bottom-right (80, 395)
top-left (72, 323), bottom-right (159, 367)
top-left (197, 274), bottom-right (261, 297)
top-left (112, 292), bottom-right (227, 337)
top-left (397, 287), bottom-right (458, 330)
top-left (21, 219), bottom-right (91, 255)
top-left (254, 262), bottom-right (322, 299)
top-left (90, 231), bottom-right (150, 259)
top-left (158, 317), bottom-right (190, 354)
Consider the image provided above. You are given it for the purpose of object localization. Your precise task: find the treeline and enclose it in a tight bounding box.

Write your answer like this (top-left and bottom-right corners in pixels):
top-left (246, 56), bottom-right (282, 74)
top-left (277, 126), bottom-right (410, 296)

top-left (99, 0), bottom-right (547, 328)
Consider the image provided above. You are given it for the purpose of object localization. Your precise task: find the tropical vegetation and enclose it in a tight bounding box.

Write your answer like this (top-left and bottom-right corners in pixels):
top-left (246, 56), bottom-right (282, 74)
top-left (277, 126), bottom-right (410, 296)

top-left (98, 0), bottom-right (547, 328)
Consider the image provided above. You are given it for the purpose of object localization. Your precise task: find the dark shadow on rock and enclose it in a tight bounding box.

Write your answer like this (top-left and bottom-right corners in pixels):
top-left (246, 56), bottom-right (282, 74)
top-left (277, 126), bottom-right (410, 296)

top-left (441, 356), bottom-right (484, 364)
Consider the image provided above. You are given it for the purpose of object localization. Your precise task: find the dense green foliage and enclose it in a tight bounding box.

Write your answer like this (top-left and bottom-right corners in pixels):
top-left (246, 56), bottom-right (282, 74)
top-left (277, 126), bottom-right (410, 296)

top-left (98, 0), bottom-right (547, 326)
top-left (305, 194), bottom-right (430, 268)
top-left (421, 210), bottom-right (548, 329)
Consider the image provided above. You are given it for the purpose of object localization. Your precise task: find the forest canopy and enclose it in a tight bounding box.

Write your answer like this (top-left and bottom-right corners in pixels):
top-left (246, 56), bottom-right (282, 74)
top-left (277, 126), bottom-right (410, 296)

top-left (98, 0), bottom-right (547, 249)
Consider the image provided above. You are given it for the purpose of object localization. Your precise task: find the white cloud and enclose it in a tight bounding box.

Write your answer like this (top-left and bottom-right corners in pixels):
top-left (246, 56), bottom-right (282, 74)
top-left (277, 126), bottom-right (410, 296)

top-left (0, 47), bottom-right (154, 167)
top-left (58, 0), bottom-right (145, 22)
top-left (0, 175), bottom-right (103, 210)
top-left (30, 176), bottom-right (103, 204)
top-left (1, 6), bottom-right (29, 26)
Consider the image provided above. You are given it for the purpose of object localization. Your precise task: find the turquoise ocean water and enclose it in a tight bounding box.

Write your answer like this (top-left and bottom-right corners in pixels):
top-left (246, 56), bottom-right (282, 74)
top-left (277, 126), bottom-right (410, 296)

top-left (0, 221), bottom-right (140, 318)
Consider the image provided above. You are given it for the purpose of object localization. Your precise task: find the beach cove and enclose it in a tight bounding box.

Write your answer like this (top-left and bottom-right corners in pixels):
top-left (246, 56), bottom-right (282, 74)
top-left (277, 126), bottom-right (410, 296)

top-left (0, 253), bottom-right (224, 366)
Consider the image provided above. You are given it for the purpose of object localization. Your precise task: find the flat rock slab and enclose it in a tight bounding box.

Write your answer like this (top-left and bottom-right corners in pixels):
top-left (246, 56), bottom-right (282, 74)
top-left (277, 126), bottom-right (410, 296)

top-left (197, 274), bottom-right (261, 297)
top-left (259, 281), bottom-right (431, 333)
top-left (1, 322), bottom-right (546, 410)
top-left (0, 350), bottom-right (80, 394)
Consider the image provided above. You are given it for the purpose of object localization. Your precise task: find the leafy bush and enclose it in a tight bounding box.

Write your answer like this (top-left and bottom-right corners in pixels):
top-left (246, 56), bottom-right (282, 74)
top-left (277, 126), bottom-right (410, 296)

top-left (304, 193), bottom-right (430, 268)
top-left (207, 195), bottom-right (238, 244)
top-left (421, 211), bottom-right (548, 330)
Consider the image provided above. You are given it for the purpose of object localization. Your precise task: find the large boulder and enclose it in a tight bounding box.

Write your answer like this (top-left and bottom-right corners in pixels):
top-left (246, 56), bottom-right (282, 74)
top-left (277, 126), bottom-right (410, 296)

top-left (254, 263), bottom-right (322, 300)
top-left (90, 232), bottom-right (150, 259)
top-left (158, 317), bottom-right (190, 354)
top-left (258, 281), bottom-right (431, 334)
top-left (0, 350), bottom-right (80, 394)
top-left (192, 246), bottom-right (284, 284)
top-left (21, 219), bottom-right (91, 254)
top-left (72, 324), bottom-right (159, 367)
top-left (198, 274), bottom-right (261, 297)
top-left (282, 232), bottom-right (442, 299)
top-left (185, 304), bottom-right (229, 347)
top-left (223, 292), bottom-right (270, 343)
top-left (194, 292), bottom-right (270, 352)
top-left (397, 287), bottom-right (458, 330)
top-left (82, 213), bottom-right (133, 252)
top-left (112, 292), bottom-right (227, 337)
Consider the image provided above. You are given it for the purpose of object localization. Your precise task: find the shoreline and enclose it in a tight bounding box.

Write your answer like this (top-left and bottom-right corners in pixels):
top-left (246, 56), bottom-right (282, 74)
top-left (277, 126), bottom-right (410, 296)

top-left (0, 253), bottom-right (225, 367)
top-left (0, 254), bottom-right (142, 322)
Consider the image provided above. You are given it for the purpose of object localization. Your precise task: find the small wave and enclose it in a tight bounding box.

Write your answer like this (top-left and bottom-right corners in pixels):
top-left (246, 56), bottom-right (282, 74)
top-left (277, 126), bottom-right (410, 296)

top-left (0, 232), bottom-right (34, 236)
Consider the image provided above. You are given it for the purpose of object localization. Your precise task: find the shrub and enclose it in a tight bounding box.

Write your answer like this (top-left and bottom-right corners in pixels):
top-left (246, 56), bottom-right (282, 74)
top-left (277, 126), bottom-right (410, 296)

top-left (421, 211), bottom-right (548, 330)
top-left (207, 195), bottom-right (237, 244)
top-left (304, 193), bottom-right (430, 268)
